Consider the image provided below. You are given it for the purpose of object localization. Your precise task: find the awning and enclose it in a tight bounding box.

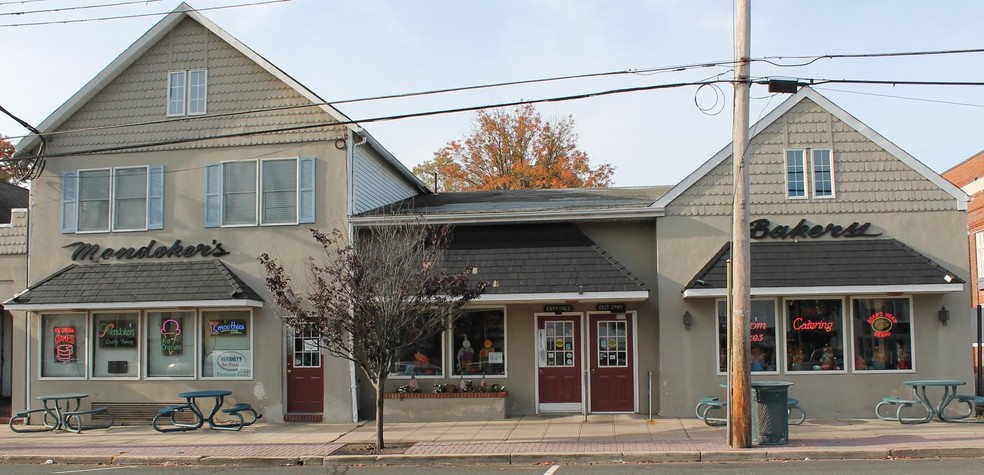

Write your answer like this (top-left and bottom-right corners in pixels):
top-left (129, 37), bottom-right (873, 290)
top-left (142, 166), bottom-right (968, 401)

top-left (440, 223), bottom-right (649, 304)
top-left (683, 239), bottom-right (964, 298)
top-left (3, 260), bottom-right (264, 311)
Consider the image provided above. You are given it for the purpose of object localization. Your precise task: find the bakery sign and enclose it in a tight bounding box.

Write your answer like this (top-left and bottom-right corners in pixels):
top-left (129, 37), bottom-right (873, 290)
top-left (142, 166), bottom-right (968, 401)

top-left (750, 219), bottom-right (882, 240)
top-left (65, 239), bottom-right (230, 261)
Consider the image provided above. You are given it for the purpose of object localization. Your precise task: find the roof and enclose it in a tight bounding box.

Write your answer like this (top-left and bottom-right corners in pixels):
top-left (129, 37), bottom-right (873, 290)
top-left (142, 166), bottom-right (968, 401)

top-left (683, 239), bottom-right (964, 298)
top-left (0, 182), bottom-right (28, 225)
top-left (353, 186), bottom-right (671, 224)
top-left (654, 87), bottom-right (968, 211)
top-left (12, 3), bottom-right (425, 193)
top-left (3, 260), bottom-right (263, 310)
top-left (442, 223), bottom-right (648, 303)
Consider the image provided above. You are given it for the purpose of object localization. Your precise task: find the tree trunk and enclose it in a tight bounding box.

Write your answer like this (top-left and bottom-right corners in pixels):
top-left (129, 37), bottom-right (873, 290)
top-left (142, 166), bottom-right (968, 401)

top-left (375, 373), bottom-right (385, 449)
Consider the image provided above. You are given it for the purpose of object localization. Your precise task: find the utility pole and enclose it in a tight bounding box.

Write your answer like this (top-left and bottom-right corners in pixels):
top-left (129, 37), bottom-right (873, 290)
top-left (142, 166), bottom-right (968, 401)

top-left (728, 0), bottom-right (752, 449)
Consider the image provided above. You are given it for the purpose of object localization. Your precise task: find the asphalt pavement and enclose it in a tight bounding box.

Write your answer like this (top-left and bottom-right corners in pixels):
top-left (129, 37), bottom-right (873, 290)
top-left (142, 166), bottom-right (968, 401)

top-left (2, 414), bottom-right (984, 467)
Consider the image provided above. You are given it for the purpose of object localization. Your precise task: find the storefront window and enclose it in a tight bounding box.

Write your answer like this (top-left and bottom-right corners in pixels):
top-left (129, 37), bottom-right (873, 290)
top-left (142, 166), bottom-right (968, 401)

top-left (92, 312), bottom-right (139, 378)
top-left (717, 300), bottom-right (778, 373)
top-left (147, 311), bottom-right (195, 378)
top-left (201, 310), bottom-right (252, 378)
top-left (852, 298), bottom-right (913, 371)
top-left (786, 299), bottom-right (845, 372)
top-left (41, 314), bottom-right (86, 378)
top-left (391, 331), bottom-right (444, 377)
top-left (452, 309), bottom-right (506, 376)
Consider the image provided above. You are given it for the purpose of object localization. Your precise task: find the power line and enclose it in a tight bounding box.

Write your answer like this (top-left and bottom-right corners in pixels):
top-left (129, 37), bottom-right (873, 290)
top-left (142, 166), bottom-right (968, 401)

top-left (757, 47), bottom-right (984, 67)
top-left (11, 79), bottom-right (726, 161)
top-left (0, 0), bottom-right (164, 16)
top-left (0, 0), bottom-right (53, 7)
top-left (814, 86), bottom-right (984, 108)
top-left (0, 0), bottom-right (291, 27)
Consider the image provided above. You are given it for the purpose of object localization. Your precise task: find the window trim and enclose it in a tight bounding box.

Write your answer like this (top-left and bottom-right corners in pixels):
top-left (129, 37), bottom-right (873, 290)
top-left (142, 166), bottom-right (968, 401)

top-left (90, 311), bottom-right (142, 381)
top-left (388, 329), bottom-right (447, 380)
top-left (74, 166), bottom-right (151, 234)
top-left (975, 231), bottom-right (984, 279)
top-left (220, 159), bottom-right (259, 227)
top-left (166, 70), bottom-right (186, 117)
top-left (38, 312), bottom-right (89, 381)
top-left (187, 69), bottom-right (208, 116)
top-left (849, 296), bottom-right (916, 374)
top-left (811, 148), bottom-right (836, 199)
top-left (784, 149), bottom-right (808, 199)
top-left (200, 308), bottom-right (255, 381)
top-left (259, 157), bottom-right (299, 226)
top-left (782, 296), bottom-right (848, 375)
top-left (144, 309), bottom-right (198, 381)
top-left (451, 306), bottom-right (509, 379)
top-left (715, 299), bottom-right (781, 376)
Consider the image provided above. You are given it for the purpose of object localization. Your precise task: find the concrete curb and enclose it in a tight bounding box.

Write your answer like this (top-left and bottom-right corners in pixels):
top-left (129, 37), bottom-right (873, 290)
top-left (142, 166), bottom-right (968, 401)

top-left (767, 449), bottom-right (891, 461)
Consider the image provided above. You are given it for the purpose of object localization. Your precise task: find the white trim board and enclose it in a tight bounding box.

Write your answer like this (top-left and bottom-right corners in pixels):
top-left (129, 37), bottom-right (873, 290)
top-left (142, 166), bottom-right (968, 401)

top-left (683, 283), bottom-right (964, 299)
top-left (2, 299), bottom-right (264, 311)
top-left (473, 291), bottom-right (649, 304)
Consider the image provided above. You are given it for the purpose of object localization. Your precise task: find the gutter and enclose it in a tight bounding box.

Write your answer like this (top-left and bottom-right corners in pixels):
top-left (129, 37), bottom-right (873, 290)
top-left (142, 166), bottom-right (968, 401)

top-left (350, 207), bottom-right (665, 226)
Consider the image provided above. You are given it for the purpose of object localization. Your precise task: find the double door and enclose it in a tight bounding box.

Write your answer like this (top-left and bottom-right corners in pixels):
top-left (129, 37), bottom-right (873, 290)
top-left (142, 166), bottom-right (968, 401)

top-left (536, 313), bottom-right (635, 413)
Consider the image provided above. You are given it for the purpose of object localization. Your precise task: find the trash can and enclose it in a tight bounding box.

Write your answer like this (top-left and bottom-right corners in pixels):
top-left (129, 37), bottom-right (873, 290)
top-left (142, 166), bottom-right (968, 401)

top-left (751, 381), bottom-right (793, 446)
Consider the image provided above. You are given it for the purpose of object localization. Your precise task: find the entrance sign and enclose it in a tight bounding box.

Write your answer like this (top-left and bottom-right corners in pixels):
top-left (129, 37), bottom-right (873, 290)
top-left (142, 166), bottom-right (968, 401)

top-left (544, 304), bottom-right (574, 313)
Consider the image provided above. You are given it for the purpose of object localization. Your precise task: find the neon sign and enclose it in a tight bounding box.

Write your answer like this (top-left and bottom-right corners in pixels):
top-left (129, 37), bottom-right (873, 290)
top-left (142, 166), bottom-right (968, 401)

top-left (209, 319), bottom-right (247, 336)
top-left (161, 318), bottom-right (183, 355)
top-left (792, 318), bottom-right (834, 333)
top-left (750, 321), bottom-right (768, 342)
top-left (867, 312), bottom-right (896, 338)
top-left (54, 326), bottom-right (76, 362)
top-left (97, 320), bottom-right (137, 347)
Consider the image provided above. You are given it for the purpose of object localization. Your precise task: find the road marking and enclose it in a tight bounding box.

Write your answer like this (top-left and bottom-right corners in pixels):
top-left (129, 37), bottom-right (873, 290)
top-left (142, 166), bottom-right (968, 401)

top-left (543, 465), bottom-right (561, 475)
top-left (53, 467), bottom-right (134, 474)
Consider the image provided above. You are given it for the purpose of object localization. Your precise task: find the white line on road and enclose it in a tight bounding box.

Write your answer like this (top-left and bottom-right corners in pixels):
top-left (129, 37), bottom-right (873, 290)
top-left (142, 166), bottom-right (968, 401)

top-left (542, 465), bottom-right (561, 475)
top-left (53, 466), bottom-right (135, 474)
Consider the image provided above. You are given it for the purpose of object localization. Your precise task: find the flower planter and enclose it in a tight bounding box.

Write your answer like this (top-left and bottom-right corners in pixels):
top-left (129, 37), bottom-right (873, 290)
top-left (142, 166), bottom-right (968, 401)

top-left (382, 392), bottom-right (507, 422)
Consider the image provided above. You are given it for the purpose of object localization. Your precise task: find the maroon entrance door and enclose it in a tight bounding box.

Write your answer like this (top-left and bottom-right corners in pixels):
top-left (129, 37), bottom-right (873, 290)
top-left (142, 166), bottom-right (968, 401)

top-left (537, 315), bottom-right (581, 407)
top-left (589, 314), bottom-right (634, 412)
top-left (287, 328), bottom-right (324, 413)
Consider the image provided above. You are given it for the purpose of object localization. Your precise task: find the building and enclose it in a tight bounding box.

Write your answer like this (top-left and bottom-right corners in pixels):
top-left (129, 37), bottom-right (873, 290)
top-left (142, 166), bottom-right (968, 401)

top-left (0, 182), bottom-right (29, 409)
top-left (942, 150), bottom-right (984, 308)
top-left (4, 4), bottom-right (425, 423)
top-left (358, 87), bottom-right (972, 418)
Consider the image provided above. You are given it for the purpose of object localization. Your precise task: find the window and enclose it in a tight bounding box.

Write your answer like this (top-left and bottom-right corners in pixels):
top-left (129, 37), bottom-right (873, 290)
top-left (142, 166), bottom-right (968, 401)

top-left (452, 309), bottom-right (506, 376)
top-left (785, 299), bottom-right (845, 372)
top-left (92, 312), bottom-right (139, 378)
top-left (205, 158), bottom-right (315, 227)
top-left (976, 232), bottom-right (984, 279)
top-left (852, 298), bottom-right (913, 372)
top-left (392, 331), bottom-right (444, 377)
top-left (167, 69), bottom-right (207, 117)
top-left (596, 320), bottom-right (627, 367)
top-left (541, 320), bottom-right (573, 368)
top-left (146, 311), bottom-right (195, 378)
top-left (201, 310), bottom-right (252, 378)
top-left (717, 300), bottom-right (778, 373)
top-left (812, 149), bottom-right (834, 198)
top-left (62, 167), bottom-right (163, 233)
top-left (41, 314), bottom-right (87, 378)
top-left (785, 149), bottom-right (807, 198)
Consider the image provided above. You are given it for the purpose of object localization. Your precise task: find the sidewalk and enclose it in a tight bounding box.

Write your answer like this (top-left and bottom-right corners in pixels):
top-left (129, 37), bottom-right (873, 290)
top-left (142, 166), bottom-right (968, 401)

top-left (2, 415), bottom-right (984, 466)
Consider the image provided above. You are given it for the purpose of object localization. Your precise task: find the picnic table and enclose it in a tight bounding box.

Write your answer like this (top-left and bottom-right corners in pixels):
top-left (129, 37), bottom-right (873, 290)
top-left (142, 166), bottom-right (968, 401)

top-left (877, 380), bottom-right (969, 423)
top-left (153, 390), bottom-right (261, 432)
top-left (8, 393), bottom-right (113, 433)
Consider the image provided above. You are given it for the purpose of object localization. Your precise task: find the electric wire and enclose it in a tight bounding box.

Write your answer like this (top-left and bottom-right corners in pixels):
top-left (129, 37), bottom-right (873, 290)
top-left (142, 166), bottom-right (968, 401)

top-left (0, 0), bottom-right (53, 6)
top-left (0, 0), bottom-right (291, 27)
top-left (0, 0), bottom-right (164, 16)
top-left (813, 86), bottom-right (984, 108)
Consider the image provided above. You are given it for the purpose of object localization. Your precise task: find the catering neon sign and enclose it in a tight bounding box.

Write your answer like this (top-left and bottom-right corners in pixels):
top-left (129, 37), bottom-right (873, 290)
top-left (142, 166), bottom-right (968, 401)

top-left (792, 318), bottom-right (834, 333)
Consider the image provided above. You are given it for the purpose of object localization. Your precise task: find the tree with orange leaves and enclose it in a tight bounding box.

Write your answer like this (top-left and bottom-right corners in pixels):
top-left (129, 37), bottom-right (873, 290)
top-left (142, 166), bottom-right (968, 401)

top-left (415, 105), bottom-right (614, 192)
top-left (0, 136), bottom-right (18, 184)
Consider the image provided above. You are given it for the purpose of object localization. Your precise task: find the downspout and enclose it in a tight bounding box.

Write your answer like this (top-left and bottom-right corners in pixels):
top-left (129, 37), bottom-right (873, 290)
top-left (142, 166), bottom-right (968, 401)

top-left (347, 129), bottom-right (368, 423)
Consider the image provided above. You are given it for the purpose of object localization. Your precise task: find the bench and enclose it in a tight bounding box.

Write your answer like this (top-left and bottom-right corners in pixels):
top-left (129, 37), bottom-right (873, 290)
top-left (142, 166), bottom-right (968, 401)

top-left (875, 396), bottom-right (929, 424)
top-left (220, 403), bottom-right (262, 427)
top-left (63, 407), bottom-right (114, 434)
top-left (952, 394), bottom-right (984, 419)
top-left (697, 396), bottom-right (806, 426)
top-left (152, 404), bottom-right (201, 433)
top-left (7, 408), bottom-right (58, 433)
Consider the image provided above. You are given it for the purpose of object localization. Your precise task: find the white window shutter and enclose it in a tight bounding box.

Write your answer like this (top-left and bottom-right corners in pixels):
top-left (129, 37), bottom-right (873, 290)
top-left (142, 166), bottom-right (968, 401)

top-left (61, 170), bottom-right (78, 233)
top-left (298, 157), bottom-right (315, 224)
top-left (205, 163), bottom-right (222, 228)
top-left (147, 166), bottom-right (165, 229)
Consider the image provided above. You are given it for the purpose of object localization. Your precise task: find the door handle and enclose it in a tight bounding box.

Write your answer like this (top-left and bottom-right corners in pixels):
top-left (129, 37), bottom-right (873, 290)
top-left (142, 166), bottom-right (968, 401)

top-left (287, 369), bottom-right (292, 373)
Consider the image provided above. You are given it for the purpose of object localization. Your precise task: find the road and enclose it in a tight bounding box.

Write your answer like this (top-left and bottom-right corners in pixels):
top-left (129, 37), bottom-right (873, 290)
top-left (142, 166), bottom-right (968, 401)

top-left (3, 459), bottom-right (981, 474)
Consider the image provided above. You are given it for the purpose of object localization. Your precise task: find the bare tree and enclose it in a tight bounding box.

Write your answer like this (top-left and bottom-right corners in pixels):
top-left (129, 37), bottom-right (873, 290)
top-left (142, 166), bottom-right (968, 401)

top-left (259, 221), bottom-right (485, 449)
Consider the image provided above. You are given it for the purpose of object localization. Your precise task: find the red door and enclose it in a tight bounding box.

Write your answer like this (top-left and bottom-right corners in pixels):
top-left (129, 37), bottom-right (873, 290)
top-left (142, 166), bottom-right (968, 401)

top-left (589, 314), bottom-right (634, 412)
top-left (537, 315), bottom-right (581, 406)
top-left (287, 328), bottom-right (324, 413)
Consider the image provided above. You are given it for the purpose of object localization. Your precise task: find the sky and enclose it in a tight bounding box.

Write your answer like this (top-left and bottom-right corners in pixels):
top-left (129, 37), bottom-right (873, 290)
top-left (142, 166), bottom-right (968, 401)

top-left (1, 0), bottom-right (983, 188)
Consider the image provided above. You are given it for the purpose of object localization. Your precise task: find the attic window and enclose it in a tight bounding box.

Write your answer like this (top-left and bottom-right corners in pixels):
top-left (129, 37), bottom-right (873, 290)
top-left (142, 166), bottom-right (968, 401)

top-left (167, 69), bottom-right (207, 117)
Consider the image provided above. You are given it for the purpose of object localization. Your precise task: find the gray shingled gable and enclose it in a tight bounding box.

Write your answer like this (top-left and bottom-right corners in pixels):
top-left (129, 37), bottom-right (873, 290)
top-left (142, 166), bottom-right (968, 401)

top-left (442, 223), bottom-right (647, 295)
top-left (685, 239), bottom-right (964, 291)
top-left (0, 182), bottom-right (28, 225)
top-left (7, 260), bottom-right (263, 305)
top-left (356, 186), bottom-right (671, 217)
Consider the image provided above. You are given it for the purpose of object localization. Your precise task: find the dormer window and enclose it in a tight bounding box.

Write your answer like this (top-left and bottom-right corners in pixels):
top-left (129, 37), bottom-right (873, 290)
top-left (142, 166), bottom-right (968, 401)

top-left (785, 148), bottom-right (834, 199)
top-left (167, 69), bottom-right (207, 117)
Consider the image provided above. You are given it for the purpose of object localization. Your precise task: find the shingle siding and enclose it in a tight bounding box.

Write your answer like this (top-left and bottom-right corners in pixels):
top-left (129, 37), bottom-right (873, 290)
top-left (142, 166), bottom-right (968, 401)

top-left (352, 144), bottom-right (419, 214)
top-left (0, 209), bottom-right (27, 255)
top-left (48, 18), bottom-right (344, 155)
top-left (666, 98), bottom-right (954, 216)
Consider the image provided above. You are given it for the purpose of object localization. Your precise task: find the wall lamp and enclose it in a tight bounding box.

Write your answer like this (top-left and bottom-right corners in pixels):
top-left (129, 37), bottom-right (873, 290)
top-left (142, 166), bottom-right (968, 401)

top-left (682, 311), bottom-right (693, 330)
top-left (938, 306), bottom-right (950, 325)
